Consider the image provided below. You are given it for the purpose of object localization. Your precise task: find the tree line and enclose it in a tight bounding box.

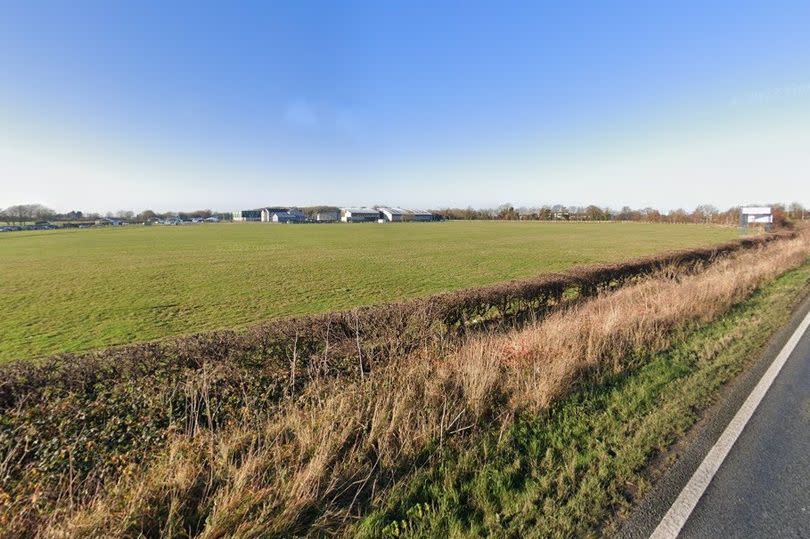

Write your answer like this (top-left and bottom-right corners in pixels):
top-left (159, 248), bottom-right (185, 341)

top-left (431, 202), bottom-right (807, 226)
top-left (0, 205), bottom-right (229, 225)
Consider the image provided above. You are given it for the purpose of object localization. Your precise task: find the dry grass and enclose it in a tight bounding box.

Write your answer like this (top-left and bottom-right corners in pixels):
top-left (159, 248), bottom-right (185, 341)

top-left (27, 232), bottom-right (810, 538)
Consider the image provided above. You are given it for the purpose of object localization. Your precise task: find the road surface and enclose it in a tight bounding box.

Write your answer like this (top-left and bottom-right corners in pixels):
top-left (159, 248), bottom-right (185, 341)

top-left (620, 293), bottom-right (810, 538)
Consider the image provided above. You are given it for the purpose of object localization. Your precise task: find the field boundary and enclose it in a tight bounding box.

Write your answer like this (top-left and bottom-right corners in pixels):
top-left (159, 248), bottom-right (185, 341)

top-left (0, 232), bottom-right (792, 411)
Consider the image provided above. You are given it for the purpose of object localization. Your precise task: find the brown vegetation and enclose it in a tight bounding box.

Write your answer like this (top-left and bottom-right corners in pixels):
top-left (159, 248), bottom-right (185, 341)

top-left (2, 231), bottom-right (805, 537)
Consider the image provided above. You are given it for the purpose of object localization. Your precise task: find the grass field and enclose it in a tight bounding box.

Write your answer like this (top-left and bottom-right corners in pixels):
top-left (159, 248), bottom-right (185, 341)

top-left (0, 221), bottom-right (737, 362)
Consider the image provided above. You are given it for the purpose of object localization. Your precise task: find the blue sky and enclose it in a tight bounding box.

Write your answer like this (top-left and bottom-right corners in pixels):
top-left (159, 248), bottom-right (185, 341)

top-left (1, 1), bottom-right (809, 212)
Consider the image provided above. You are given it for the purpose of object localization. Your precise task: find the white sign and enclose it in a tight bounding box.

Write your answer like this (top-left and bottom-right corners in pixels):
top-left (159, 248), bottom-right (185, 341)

top-left (741, 206), bottom-right (772, 215)
top-left (747, 215), bottom-right (773, 224)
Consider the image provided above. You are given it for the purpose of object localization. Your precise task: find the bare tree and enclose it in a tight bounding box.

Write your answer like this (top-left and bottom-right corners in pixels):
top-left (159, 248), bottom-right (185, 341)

top-left (32, 205), bottom-right (56, 222)
top-left (788, 202), bottom-right (807, 221)
top-left (4, 204), bottom-right (35, 224)
top-left (692, 204), bottom-right (719, 224)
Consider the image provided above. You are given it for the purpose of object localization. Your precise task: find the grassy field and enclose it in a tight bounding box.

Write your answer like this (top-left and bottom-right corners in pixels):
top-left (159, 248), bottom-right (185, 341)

top-left (0, 221), bottom-right (736, 362)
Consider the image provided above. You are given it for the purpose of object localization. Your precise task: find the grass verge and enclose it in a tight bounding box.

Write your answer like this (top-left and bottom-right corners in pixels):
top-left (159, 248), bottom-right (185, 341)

top-left (355, 262), bottom-right (810, 538)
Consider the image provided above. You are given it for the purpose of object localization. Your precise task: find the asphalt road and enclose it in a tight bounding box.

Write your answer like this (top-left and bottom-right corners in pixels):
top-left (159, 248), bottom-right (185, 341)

top-left (678, 310), bottom-right (810, 538)
top-left (620, 293), bottom-right (810, 538)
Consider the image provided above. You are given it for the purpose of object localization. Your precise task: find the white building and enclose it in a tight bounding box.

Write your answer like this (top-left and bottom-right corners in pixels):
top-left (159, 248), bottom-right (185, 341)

top-left (341, 208), bottom-right (380, 223)
top-left (379, 207), bottom-right (406, 222)
top-left (261, 207), bottom-right (305, 223)
top-left (316, 211), bottom-right (340, 222)
top-left (379, 207), bottom-right (434, 222)
top-left (260, 207), bottom-right (288, 222)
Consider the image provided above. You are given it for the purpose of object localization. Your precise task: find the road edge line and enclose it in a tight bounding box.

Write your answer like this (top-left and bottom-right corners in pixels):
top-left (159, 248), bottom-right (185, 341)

top-left (650, 306), bottom-right (810, 538)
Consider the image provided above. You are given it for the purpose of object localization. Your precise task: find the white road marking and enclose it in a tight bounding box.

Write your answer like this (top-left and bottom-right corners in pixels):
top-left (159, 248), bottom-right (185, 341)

top-left (651, 307), bottom-right (810, 539)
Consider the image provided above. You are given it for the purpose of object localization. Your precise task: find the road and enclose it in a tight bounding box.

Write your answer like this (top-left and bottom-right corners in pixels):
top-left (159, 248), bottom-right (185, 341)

top-left (620, 294), bottom-right (810, 538)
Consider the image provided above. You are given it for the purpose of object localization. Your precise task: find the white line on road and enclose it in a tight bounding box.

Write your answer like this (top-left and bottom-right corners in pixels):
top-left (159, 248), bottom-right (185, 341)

top-left (651, 307), bottom-right (810, 539)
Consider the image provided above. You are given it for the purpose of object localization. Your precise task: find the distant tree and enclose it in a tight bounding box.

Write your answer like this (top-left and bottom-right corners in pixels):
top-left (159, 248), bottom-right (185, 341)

top-left (496, 204), bottom-right (518, 220)
top-left (137, 210), bottom-right (157, 222)
top-left (7, 205), bottom-right (28, 224)
top-left (462, 207), bottom-right (479, 220)
top-left (516, 207), bottom-right (538, 220)
top-left (31, 205), bottom-right (55, 221)
top-left (584, 205), bottom-right (608, 221)
top-left (717, 207), bottom-right (740, 226)
top-left (788, 202), bottom-right (807, 221)
top-left (2, 204), bottom-right (54, 224)
top-left (771, 204), bottom-right (790, 229)
top-left (616, 206), bottom-right (640, 221)
top-left (692, 204), bottom-right (719, 224)
top-left (639, 207), bottom-right (662, 223)
top-left (537, 206), bottom-right (553, 220)
top-left (668, 208), bottom-right (689, 224)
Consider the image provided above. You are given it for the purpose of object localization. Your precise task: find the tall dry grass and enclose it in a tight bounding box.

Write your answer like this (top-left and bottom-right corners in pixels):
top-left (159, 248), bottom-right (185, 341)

top-left (35, 233), bottom-right (810, 538)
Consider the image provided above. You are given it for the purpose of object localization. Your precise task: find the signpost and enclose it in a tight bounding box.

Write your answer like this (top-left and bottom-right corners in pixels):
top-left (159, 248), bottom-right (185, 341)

top-left (740, 206), bottom-right (773, 234)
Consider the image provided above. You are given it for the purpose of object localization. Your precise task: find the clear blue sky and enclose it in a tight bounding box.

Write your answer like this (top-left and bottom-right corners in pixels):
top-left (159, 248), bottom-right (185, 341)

top-left (1, 1), bottom-right (809, 212)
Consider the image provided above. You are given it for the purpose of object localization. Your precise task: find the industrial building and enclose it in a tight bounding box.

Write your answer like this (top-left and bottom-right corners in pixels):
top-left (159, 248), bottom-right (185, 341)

top-left (232, 205), bottom-right (433, 224)
top-left (261, 207), bottom-right (305, 223)
top-left (379, 207), bottom-right (434, 222)
top-left (233, 210), bottom-right (262, 222)
top-left (341, 208), bottom-right (380, 223)
top-left (408, 209), bottom-right (434, 222)
top-left (379, 207), bottom-right (406, 222)
top-left (273, 209), bottom-right (306, 223)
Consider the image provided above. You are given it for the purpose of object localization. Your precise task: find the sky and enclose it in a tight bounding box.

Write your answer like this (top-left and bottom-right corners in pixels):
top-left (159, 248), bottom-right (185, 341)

top-left (1, 1), bottom-right (809, 213)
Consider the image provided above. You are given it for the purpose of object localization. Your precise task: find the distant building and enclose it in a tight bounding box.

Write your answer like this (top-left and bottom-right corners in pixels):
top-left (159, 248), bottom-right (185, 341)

top-left (409, 210), bottom-right (433, 222)
top-left (95, 218), bottom-right (124, 226)
top-left (379, 207), bottom-right (406, 222)
top-left (259, 207), bottom-right (290, 223)
top-left (233, 210), bottom-right (261, 222)
top-left (341, 208), bottom-right (380, 223)
top-left (379, 207), bottom-right (434, 222)
top-left (270, 208), bottom-right (306, 223)
top-left (316, 211), bottom-right (339, 222)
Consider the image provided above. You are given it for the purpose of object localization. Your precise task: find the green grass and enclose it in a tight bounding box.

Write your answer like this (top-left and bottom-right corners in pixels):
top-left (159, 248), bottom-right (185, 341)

top-left (0, 221), bottom-right (735, 362)
top-left (355, 262), bottom-right (810, 539)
